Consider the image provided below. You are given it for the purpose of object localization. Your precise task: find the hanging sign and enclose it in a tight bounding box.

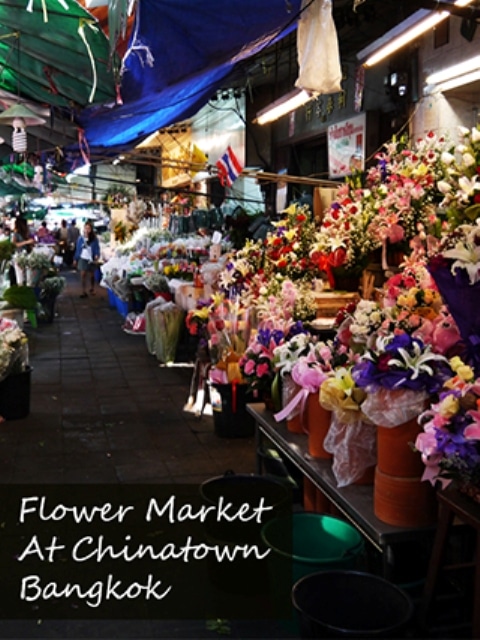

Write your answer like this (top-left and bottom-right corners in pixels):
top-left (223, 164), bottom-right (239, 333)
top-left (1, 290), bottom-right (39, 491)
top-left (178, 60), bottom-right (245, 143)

top-left (327, 113), bottom-right (366, 179)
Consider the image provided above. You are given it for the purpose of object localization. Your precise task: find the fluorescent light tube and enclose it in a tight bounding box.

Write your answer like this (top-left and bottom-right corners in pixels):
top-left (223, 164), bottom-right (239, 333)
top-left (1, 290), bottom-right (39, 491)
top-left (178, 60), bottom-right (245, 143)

top-left (358, 0), bottom-right (476, 68)
top-left (426, 55), bottom-right (480, 84)
top-left (255, 89), bottom-right (313, 125)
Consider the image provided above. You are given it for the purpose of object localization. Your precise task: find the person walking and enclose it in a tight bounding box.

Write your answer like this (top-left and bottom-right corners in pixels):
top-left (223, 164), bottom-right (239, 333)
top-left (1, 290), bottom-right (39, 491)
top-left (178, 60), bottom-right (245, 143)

top-left (73, 221), bottom-right (100, 298)
top-left (66, 219), bottom-right (80, 266)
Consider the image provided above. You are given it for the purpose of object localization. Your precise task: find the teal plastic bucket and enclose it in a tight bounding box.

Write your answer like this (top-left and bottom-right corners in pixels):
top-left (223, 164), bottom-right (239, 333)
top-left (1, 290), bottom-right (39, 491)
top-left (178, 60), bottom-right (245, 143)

top-left (261, 512), bottom-right (364, 585)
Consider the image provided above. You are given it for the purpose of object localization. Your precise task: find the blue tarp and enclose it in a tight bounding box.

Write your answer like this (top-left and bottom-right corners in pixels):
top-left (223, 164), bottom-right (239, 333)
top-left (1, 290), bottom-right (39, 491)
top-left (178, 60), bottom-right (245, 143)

top-left (80, 0), bottom-right (302, 155)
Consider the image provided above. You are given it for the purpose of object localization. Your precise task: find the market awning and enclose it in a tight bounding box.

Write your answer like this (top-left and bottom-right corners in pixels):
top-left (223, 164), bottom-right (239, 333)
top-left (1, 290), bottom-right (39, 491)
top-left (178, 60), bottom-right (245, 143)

top-left (0, 0), bottom-right (117, 168)
top-left (79, 0), bottom-right (303, 156)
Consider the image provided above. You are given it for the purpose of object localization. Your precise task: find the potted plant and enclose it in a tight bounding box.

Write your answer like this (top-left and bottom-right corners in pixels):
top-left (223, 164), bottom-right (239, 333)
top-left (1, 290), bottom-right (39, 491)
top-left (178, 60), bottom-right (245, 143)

top-left (37, 276), bottom-right (66, 323)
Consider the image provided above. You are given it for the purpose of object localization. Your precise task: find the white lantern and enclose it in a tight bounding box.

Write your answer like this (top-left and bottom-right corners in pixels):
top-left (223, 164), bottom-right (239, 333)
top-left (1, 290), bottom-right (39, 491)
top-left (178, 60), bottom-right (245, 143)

top-left (12, 117), bottom-right (27, 153)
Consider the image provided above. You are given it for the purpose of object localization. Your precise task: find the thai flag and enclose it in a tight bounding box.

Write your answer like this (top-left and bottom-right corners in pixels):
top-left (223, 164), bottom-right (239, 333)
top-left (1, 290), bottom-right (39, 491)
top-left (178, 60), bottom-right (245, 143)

top-left (215, 146), bottom-right (243, 187)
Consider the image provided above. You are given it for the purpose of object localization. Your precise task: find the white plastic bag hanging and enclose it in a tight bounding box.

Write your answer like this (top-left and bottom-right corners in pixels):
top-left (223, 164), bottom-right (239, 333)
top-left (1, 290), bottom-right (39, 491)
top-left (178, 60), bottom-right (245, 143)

top-left (295, 0), bottom-right (342, 95)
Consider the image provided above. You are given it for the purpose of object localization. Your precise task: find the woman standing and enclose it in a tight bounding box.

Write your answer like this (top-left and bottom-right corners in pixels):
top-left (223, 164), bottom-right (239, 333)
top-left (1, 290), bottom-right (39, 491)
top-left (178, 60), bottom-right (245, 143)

top-left (73, 221), bottom-right (100, 298)
top-left (12, 217), bottom-right (35, 253)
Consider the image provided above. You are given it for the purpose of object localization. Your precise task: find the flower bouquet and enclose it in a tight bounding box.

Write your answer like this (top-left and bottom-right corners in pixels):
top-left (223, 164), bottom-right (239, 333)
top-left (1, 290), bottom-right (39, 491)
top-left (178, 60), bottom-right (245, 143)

top-left (415, 357), bottom-right (480, 499)
top-left (272, 331), bottom-right (313, 424)
top-left (320, 366), bottom-right (376, 486)
top-left (428, 222), bottom-right (480, 368)
top-left (352, 333), bottom-right (452, 428)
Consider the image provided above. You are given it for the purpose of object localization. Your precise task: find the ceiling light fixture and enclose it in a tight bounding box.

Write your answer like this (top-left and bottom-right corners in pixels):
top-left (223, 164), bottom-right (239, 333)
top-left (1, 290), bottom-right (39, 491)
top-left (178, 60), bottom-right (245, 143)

top-left (255, 88), bottom-right (314, 125)
top-left (431, 69), bottom-right (480, 93)
top-left (0, 103), bottom-right (46, 153)
top-left (358, 0), bottom-right (476, 68)
top-left (426, 54), bottom-right (480, 85)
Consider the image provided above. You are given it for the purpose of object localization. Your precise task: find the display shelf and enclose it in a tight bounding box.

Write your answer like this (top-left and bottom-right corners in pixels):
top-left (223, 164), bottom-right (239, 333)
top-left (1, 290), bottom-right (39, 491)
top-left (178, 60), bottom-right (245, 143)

top-left (247, 403), bottom-right (436, 576)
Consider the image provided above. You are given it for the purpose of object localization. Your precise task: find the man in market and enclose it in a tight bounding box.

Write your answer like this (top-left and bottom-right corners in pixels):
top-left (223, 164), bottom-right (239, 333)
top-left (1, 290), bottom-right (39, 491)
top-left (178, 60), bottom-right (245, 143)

top-left (65, 219), bottom-right (80, 267)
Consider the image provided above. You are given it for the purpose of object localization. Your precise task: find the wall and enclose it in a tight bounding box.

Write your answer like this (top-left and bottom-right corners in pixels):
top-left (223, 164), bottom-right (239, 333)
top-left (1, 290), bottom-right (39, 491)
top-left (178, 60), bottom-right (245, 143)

top-left (412, 15), bottom-right (480, 143)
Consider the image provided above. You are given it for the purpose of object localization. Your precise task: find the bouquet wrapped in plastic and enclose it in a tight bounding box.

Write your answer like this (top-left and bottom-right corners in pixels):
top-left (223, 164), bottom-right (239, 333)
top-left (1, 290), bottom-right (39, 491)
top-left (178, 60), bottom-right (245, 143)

top-left (145, 298), bottom-right (184, 364)
top-left (320, 367), bottom-right (376, 487)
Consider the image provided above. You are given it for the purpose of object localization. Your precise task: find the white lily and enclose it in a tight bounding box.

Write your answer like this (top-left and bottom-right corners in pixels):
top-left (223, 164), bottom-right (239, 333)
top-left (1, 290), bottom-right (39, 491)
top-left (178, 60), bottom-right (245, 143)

top-left (444, 240), bottom-right (480, 284)
top-left (388, 341), bottom-right (446, 384)
top-left (458, 175), bottom-right (478, 196)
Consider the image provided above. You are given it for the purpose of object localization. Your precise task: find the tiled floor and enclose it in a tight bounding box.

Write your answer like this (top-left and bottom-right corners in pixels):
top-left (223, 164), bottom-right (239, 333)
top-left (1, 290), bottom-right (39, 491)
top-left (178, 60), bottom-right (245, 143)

top-left (0, 271), bottom-right (294, 639)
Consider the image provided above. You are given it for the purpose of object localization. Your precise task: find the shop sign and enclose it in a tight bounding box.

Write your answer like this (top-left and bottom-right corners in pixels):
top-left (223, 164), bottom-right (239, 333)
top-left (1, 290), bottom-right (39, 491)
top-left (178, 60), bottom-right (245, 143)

top-left (327, 113), bottom-right (366, 179)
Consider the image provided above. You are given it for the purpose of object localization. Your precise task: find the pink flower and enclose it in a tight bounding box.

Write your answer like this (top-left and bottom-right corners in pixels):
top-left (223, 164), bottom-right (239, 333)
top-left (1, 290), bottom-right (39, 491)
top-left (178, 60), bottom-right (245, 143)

top-left (243, 359), bottom-right (256, 375)
top-left (256, 363), bottom-right (270, 378)
top-left (464, 413), bottom-right (480, 440)
top-left (415, 431), bottom-right (439, 457)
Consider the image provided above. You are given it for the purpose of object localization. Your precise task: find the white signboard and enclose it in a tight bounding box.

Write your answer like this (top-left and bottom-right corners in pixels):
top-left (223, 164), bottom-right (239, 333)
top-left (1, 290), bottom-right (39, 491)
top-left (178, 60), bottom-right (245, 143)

top-left (327, 113), bottom-right (366, 179)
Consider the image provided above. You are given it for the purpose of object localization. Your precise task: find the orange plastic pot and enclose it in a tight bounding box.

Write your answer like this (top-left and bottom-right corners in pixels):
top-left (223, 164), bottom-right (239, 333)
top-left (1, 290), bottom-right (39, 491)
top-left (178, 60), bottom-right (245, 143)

top-left (377, 417), bottom-right (424, 478)
top-left (374, 467), bottom-right (437, 527)
top-left (304, 393), bottom-right (332, 459)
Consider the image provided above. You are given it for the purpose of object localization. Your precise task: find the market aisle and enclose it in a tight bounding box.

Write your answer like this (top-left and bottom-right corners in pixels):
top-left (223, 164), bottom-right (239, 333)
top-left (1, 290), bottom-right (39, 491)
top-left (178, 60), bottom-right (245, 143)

top-left (0, 273), bottom-right (296, 639)
top-left (1, 270), bottom-right (257, 484)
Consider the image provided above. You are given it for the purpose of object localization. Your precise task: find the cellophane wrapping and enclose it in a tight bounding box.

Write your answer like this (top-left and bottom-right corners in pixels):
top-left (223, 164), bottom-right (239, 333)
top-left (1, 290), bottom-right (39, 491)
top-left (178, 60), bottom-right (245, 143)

top-left (324, 412), bottom-right (377, 487)
top-left (361, 388), bottom-right (428, 428)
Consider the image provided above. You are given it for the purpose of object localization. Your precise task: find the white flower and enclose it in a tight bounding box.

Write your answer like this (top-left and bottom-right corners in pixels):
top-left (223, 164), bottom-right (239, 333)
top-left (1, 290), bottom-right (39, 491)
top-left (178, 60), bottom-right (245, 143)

top-left (388, 341), bottom-right (446, 384)
top-left (458, 175), bottom-right (478, 196)
top-left (459, 126), bottom-right (470, 137)
top-left (440, 151), bottom-right (455, 165)
top-left (462, 152), bottom-right (476, 167)
top-left (437, 180), bottom-right (452, 194)
top-left (444, 240), bottom-right (480, 284)
top-left (472, 126), bottom-right (480, 143)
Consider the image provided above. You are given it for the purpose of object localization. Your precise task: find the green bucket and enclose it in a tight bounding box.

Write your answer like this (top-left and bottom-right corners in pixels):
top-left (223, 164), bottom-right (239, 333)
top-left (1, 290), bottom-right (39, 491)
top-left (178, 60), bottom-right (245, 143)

top-left (261, 512), bottom-right (364, 585)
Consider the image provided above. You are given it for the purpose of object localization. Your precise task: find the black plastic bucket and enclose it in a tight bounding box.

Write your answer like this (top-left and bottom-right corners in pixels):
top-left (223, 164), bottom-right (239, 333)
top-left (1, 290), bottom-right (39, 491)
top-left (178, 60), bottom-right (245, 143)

top-left (200, 472), bottom-right (291, 543)
top-left (200, 472), bottom-right (291, 595)
top-left (292, 570), bottom-right (414, 638)
top-left (210, 382), bottom-right (255, 438)
top-left (0, 366), bottom-right (32, 420)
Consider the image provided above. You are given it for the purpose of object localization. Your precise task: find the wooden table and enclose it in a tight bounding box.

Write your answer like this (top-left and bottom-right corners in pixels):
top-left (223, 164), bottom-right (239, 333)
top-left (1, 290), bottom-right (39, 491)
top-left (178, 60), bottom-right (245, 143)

top-left (247, 403), bottom-right (435, 578)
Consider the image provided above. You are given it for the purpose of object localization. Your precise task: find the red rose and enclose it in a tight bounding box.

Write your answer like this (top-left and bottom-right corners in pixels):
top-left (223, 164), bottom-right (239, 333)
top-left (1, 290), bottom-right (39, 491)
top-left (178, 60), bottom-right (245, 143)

top-left (377, 353), bottom-right (392, 372)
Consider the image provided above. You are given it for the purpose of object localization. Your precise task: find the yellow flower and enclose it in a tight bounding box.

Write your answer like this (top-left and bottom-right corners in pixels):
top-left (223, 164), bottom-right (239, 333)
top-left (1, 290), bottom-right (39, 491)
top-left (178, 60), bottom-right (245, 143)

top-left (192, 307), bottom-right (209, 321)
top-left (405, 294), bottom-right (417, 308)
top-left (449, 356), bottom-right (475, 382)
top-left (423, 289), bottom-right (434, 304)
top-left (438, 394), bottom-right (460, 418)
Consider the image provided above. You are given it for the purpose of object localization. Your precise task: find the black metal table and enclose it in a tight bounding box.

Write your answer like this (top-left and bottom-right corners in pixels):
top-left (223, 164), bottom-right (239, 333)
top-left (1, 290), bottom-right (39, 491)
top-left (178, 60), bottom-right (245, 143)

top-left (247, 403), bottom-right (435, 577)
